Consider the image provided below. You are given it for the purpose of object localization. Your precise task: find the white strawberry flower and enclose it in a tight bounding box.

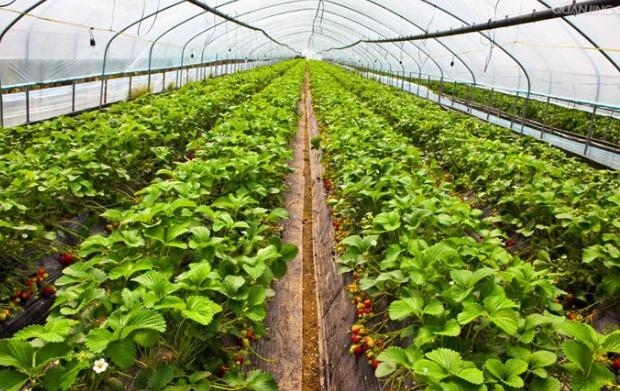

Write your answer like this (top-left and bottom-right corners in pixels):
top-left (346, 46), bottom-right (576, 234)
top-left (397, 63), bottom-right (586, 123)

top-left (92, 358), bottom-right (108, 374)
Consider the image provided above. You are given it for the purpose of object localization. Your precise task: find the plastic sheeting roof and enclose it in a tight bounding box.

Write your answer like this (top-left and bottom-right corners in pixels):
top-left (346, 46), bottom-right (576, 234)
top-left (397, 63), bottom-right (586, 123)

top-left (1, 0), bottom-right (619, 106)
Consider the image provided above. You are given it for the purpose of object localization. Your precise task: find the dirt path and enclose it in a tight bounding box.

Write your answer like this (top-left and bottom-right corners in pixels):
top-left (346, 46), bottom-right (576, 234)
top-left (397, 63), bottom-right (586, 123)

top-left (254, 76), bottom-right (306, 391)
top-left (256, 70), bottom-right (379, 391)
top-left (301, 75), bottom-right (322, 391)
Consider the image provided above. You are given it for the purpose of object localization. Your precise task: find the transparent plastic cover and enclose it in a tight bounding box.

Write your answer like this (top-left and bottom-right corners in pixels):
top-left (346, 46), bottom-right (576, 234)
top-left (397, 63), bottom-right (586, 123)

top-left (0, 0), bottom-right (618, 106)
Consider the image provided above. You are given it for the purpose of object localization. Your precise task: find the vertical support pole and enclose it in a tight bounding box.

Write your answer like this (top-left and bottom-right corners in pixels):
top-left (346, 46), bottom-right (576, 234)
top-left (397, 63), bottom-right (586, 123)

top-left (452, 80), bottom-right (458, 108)
top-left (104, 79), bottom-right (108, 105)
top-left (128, 75), bottom-right (133, 97)
top-left (0, 87), bottom-right (4, 128)
top-left (509, 94), bottom-right (517, 130)
top-left (487, 88), bottom-right (493, 119)
top-left (417, 72), bottom-right (421, 95)
top-left (408, 72), bottom-right (412, 93)
top-left (426, 75), bottom-right (430, 99)
top-left (162, 72), bottom-right (166, 92)
top-left (71, 80), bottom-right (76, 113)
top-left (540, 94), bottom-right (551, 139)
top-left (584, 106), bottom-right (597, 156)
top-left (606, 109), bottom-right (614, 136)
top-left (25, 86), bottom-right (30, 124)
top-left (520, 91), bottom-right (530, 135)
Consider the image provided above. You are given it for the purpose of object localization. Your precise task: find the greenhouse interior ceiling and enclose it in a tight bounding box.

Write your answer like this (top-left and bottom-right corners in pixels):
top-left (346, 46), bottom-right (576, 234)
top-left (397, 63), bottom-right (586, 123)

top-left (1, 0), bottom-right (619, 107)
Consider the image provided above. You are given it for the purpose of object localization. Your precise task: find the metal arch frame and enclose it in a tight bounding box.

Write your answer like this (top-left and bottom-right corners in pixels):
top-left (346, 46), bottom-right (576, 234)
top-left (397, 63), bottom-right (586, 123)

top-left (0, 0), bottom-right (47, 126)
top-left (209, 0), bottom-right (446, 78)
top-left (181, 5), bottom-right (422, 75)
top-left (195, 6), bottom-right (444, 78)
top-left (246, 25), bottom-right (383, 68)
top-left (416, 1), bottom-right (531, 104)
top-left (357, 0), bottom-right (475, 84)
top-left (197, 9), bottom-right (426, 74)
top-left (536, 0), bottom-right (620, 102)
top-left (147, 9), bottom-right (210, 89)
top-left (100, 0), bottom-right (186, 107)
top-left (536, 0), bottom-right (620, 74)
top-left (100, 0), bottom-right (302, 106)
top-left (207, 18), bottom-right (404, 73)
top-left (180, 2), bottom-right (420, 70)
top-left (250, 29), bottom-right (375, 66)
top-left (318, 0), bottom-right (533, 129)
top-left (215, 0), bottom-right (474, 83)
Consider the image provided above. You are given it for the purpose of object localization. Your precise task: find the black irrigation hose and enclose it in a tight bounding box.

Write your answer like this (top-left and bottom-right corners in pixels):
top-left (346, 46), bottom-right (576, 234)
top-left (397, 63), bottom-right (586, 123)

top-left (324, 0), bottom-right (620, 51)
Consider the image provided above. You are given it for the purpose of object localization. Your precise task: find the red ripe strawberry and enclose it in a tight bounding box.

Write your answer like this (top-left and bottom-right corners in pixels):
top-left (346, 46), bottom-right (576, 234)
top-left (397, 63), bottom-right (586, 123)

top-left (353, 273), bottom-right (360, 281)
top-left (567, 312), bottom-right (577, 320)
top-left (351, 345), bottom-right (363, 356)
top-left (351, 334), bottom-right (362, 344)
top-left (216, 365), bottom-right (228, 378)
top-left (370, 359), bottom-right (380, 369)
top-left (364, 299), bottom-right (372, 308)
top-left (351, 325), bottom-right (362, 334)
top-left (37, 267), bottom-right (46, 276)
top-left (245, 329), bottom-right (255, 341)
top-left (59, 253), bottom-right (75, 266)
top-left (41, 286), bottom-right (56, 298)
top-left (25, 278), bottom-right (35, 287)
top-left (20, 290), bottom-right (31, 301)
top-left (612, 356), bottom-right (620, 371)
top-left (356, 308), bottom-right (365, 317)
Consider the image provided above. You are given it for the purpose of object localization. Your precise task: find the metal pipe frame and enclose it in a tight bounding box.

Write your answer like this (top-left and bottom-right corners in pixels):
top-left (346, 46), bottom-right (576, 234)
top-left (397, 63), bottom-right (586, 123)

top-left (197, 8), bottom-right (430, 75)
top-left (325, 0), bottom-right (620, 46)
top-left (182, 1), bottom-right (427, 74)
top-left (216, 0), bottom-right (470, 82)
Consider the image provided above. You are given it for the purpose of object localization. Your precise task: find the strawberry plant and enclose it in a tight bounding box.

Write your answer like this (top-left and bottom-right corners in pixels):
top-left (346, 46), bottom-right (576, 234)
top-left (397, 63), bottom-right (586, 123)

top-left (308, 61), bottom-right (620, 391)
top-left (0, 61), bottom-right (295, 306)
top-left (0, 61), bottom-right (304, 390)
top-left (329, 63), bottom-right (620, 302)
top-left (390, 74), bottom-right (620, 145)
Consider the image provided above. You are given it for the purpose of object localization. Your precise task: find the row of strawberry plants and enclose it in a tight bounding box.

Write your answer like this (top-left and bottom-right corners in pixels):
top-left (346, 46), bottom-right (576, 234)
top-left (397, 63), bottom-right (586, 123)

top-left (0, 62), bottom-right (293, 302)
top-left (308, 61), bottom-right (620, 391)
top-left (0, 61), bottom-right (304, 391)
top-left (392, 74), bottom-right (620, 145)
top-left (331, 64), bottom-right (620, 301)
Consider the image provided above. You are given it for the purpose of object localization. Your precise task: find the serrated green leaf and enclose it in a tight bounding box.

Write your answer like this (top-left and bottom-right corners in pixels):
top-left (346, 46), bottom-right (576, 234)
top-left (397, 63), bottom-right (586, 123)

top-left (530, 351), bottom-right (557, 368)
top-left (414, 359), bottom-right (448, 381)
top-left (426, 348), bottom-right (462, 372)
top-left (85, 328), bottom-right (113, 353)
top-left (148, 365), bottom-right (175, 390)
top-left (562, 340), bottom-right (592, 374)
top-left (0, 369), bottom-right (28, 391)
top-left (107, 339), bottom-right (136, 370)
top-left (118, 308), bottom-right (167, 338)
top-left (375, 361), bottom-right (398, 377)
top-left (13, 318), bottom-right (75, 342)
top-left (389, 297), bottom-right (423, 320)
top-left (224, 275), bottom-right (246, 293)
top-left (558, 321), bottom-right (598, 349)
top-left (279, 243), bottom-right (298, 262)
top-left (246, 369), bottom-right (278, 391)
top-left (530, 377), bottom-right (561, 391)
top-left (457, 301), bottom-right (485, 325)
top-left (181, 296), bottom-right (223, 325)
top-left (601, 330), bottom-right (620, 353)
top-left (377, 346), bottom-right (410, 366)
top-left (456, 367), bottom-right (484, 385)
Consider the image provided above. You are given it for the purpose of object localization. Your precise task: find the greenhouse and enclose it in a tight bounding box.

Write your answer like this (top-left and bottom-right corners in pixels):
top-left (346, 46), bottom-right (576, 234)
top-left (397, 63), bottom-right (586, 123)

top-left (0, 1), bottom-right (619, 390)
